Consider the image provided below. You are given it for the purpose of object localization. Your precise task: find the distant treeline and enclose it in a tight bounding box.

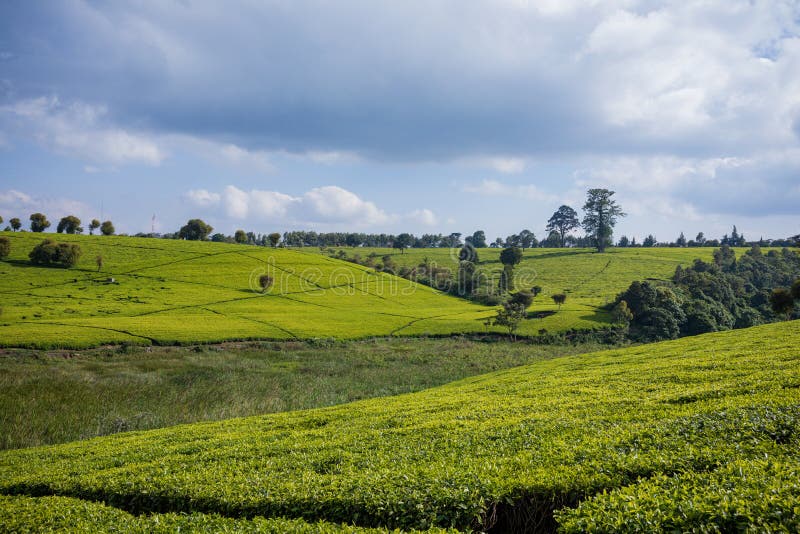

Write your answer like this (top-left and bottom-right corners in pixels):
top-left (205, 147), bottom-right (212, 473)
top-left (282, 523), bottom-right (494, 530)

top-left (136, 227), bottom-right (799, 250)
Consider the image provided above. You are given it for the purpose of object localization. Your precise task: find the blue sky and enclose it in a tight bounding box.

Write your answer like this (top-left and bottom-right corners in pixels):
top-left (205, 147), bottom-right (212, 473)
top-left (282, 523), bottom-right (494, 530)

top-left (1, 1), bottom-right (799, 242)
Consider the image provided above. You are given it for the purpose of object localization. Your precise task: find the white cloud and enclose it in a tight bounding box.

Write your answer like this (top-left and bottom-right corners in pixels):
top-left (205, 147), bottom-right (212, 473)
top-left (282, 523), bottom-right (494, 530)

top-left (186, 184), bottom-right (433, 229)
top-left (463, 179), bottom-right (557, 202)
top-left (406, 208), bottom-right (438, 226)
top-left (0, 189), bottom-right (92, 223)
top-left (1, 96), bottom-right (165, 165)
top-left (186, 189), bottom-right (221, 207)
top-left (464, 156), bottom-right (527, 174)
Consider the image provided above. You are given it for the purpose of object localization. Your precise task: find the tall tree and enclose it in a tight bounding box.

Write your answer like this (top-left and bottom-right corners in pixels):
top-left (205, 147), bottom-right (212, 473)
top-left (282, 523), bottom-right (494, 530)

top-left (581, 189), bottom-right (625, 252)
top-left (470, 230), bottom-right (487, 248)
top-left (234, 229), bottom-right (248, 244)
top-left (268, 232), bottom-right (281, 247)
top-left (676, 232), bottom-right (687, 247)
top-left (518, 229), bottom-right (536, 250)
top-left (29, 213), bottom-right (51, 233)
top-left (10, 218), bottom-right (21, 231)
top-left (57, 215), bottom-right (82, 234)
top-left (546, 205), bottom-right (580, 247)
top-left (89, 219), bottom-right (100, 235)
top-left (393, 233), bottom-right (414, 253)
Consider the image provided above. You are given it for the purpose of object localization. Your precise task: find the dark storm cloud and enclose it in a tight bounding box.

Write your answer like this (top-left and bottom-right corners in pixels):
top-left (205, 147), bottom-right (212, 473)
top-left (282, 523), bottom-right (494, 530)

top-left (4, 1), bottom-right (797, 162)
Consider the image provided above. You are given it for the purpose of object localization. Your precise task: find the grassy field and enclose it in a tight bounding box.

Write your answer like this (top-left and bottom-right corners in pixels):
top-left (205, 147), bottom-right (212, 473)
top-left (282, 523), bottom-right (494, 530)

top-left (0, 338), bottom-right (615, 450)
top-left (2, 320), bottom-right (798, 532)
top-left (0, 232), bottom-right (724, 348)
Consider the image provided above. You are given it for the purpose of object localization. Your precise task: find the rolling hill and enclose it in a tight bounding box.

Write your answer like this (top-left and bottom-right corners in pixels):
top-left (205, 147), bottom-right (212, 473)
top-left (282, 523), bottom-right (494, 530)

top-left (1, 233), bottom-right (721, 348)
top-left (1, 321), bottom-right (798, 532)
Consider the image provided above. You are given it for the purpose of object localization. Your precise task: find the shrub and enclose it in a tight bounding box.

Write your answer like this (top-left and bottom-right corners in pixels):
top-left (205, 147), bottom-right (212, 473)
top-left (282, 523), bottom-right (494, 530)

top-left (509, 290), bottom-right (534, 309)
top-left (552, 293), bottom-right (567, 309)
top-left (0, 237), bottom-right (9, 260)
top-left (259, 275), bottom-right (274, 293)
top-left (28, 239), bottom-right (82, 268)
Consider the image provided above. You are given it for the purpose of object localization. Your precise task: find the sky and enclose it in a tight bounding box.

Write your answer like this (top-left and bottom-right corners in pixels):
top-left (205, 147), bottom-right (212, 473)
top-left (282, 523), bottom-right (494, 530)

top-left (1, 0), bottom-right (799, 243)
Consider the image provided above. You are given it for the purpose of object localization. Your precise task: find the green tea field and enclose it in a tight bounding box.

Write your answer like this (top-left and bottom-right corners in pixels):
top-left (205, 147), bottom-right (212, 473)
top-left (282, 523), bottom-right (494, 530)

top-left (2, 321), bottom-right (798, 532)
top-left (0, 232), bottom-right (718, 348)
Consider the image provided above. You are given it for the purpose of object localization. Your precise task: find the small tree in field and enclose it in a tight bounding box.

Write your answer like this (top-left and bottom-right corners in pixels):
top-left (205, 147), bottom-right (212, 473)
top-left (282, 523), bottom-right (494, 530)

top-left (234, 229), bottom-right (247, 244)
top-left (100, 220), bottom-right (115, 236)
top-left (268, 232), bottom-right (281, 247)
top-left (0, 237), bottom-right (10, 260)
top-left (30, 213), bottom-right (51, 232)
top-left (552, 293), bottom-right (567, 310)
top-left (258, 274), bottom-right (274, 293)
top-left (10, 218), bottom-right (21, 232)
top-left (57, 215), bottom-right (82, 234)
top-left (89, 219), bottom-right (100, 235)
top-left (494, 301), bottom-right (527, 339)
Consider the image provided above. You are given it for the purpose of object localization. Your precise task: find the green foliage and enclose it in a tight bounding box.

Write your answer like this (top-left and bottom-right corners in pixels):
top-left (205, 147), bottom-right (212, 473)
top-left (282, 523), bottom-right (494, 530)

top-left (9, 218), bottom-right (21, 232)
top-left (259, 274), bottom-right (274, 292)
top-left (551, 293), bottom-right (567, 309)
top-left (546, 205), bottom-right (580, 247)
top-left (0, 237), bottom-right (9, 260)
top-left (493, 301), bottom-right (527, 336)
top-left (582, 189), bottom-right (625, 252)
top-left (234, 229), bottom-right (248, 244)
top-left (28, 239), bottom-right (82, 268)
top-left (100, 220), bottom-right (115, 236)
top-left (770, 288), bottom-right (795, 318)
top-left (268, 232), bottom-right (281, 247)
top-left (29, 212), bottom-right (50, 233)
top-left (792, 279), bottom-right (800, 301)
top-left (499, 264), bottom-right (515, 292)
top-left (89, 219), bottom-right (100, 235)
top-left (0, 495), bottom-right (412, 533)
top-left (619, 247), bottom-right (800, 341)
top-left (1, 323), bottom-right (800, 531)
top-left (610, 300), bottom-right (632, 324)
top-left (179, 219), bottom-right (213, 241)
top-left (508, 290), bottom-right (534, 309)
top-left (499, 246), bottom-right (523, 266)
top-left (56, 215), bottom-right (82, 234)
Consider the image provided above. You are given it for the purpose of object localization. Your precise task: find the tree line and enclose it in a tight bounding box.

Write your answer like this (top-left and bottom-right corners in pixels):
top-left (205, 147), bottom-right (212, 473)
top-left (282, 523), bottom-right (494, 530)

top-left (3, 187), bottom-right (798, 251)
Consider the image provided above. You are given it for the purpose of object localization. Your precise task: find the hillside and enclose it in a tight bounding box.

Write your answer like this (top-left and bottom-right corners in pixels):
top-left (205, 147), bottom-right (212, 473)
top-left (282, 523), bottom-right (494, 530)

top-left (0, 232), bottom-right (496, 348)
top-left (0, 233), bottom-right (720, 348)
top-left (2, 321), bottom-right (798, 532)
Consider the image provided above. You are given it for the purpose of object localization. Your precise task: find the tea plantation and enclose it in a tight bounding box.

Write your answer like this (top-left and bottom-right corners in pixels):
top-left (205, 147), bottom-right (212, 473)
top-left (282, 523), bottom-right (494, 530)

top-left (0, 232), bottom-right (719, 348)
top-left (2, 320), bottom-right (798, 532)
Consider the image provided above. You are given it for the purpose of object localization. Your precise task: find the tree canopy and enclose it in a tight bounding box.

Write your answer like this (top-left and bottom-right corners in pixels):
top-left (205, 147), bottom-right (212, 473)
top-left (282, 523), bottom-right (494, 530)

top-left (581, 189), bottom-right (625, 252)
top-left (546, 205), bottom-right (580, 247)
top-left (178, 219), bottom-right (213, 241)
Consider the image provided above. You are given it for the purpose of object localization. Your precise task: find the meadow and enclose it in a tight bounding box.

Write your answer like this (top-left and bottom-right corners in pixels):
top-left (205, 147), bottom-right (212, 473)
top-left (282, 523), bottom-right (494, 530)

top-left (0, 232), bottom-right (718, 348)
top-left (2, 320), bottom-right (798, 532)
top-left (0, 338), bottom-right (614, 450)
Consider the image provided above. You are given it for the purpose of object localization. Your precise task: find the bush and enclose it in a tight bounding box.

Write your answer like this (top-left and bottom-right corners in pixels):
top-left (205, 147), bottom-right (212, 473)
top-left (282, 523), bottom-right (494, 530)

top-left (259, 275), bottom-right (274, 293)
top-left (509, 290), bottom-right (534, 309)
top-left (552, 293), bottom-right (567, 309)
top-left (28, 239), bottom-right (82, 268)
top-left (0, 237), bottom-right (9, 260)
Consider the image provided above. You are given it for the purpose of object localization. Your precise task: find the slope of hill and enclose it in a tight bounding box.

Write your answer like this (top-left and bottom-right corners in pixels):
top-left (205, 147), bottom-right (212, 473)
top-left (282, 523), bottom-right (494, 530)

top-left (0, 233), bottom-right (721, 348)
top-left (0, 232), bottom-right (497, 348)
top-left (2, 321), bottom-right (798, 532)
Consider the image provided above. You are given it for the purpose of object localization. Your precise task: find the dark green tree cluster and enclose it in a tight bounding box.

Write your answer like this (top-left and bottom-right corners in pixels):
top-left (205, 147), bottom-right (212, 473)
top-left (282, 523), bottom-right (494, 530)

top-left (28, 239), bottom-right (82, 268)
top-left (615, 245), bottom-right (800, 342)
top-left (0, 237), bottom-right (10, 260)
top-left (179, 219), bottom-right (213, 240)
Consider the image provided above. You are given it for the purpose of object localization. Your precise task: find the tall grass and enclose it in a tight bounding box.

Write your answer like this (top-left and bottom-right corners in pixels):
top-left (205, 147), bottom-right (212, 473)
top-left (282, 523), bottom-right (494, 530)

top-left (0, 337), bottom-right (613, 450)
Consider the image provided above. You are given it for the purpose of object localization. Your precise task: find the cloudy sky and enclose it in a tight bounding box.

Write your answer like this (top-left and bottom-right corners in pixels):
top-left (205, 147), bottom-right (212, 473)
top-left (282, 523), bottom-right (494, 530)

top-left (1, 0), bottom-right (799, 242)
